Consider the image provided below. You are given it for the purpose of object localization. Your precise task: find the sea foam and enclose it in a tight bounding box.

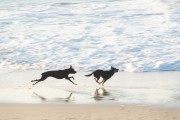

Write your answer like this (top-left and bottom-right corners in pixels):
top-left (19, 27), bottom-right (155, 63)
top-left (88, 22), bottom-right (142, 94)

top-left (0, 0), bottom-right (179, 72)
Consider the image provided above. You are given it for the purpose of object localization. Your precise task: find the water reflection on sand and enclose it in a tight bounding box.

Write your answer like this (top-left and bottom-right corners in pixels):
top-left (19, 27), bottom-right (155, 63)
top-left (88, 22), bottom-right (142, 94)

top-left (93, 88), bottom-right (115, 101)
top-left (33, 92), bottom-right (74, 103)
top-left (0, 71), bottom-right (180, 108)
top-left (32, 87), bottom-right (116, 103)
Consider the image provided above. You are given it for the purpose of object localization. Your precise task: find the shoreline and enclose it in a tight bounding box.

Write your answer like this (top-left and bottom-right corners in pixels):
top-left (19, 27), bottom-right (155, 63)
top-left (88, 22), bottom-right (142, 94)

top-left (0, 103), bottom-right (180, 120)
top-left (0, 71), bottom-right (180, 119)
top-left (0, 71), bottom-right (180, 107)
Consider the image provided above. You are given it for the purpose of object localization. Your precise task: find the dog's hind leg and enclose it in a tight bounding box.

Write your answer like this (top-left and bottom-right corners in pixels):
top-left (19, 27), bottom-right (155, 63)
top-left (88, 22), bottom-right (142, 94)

top-left (99, 80), bottom-right (103, 85)
top-left (32, 80), bottom-right (41, 85)
top-left (98, 78), bottom-right (106, 86)
top-left (32, 75), bottom-right (48, 85)
top-left (94, 77), bottom-right (98, 82)
top-left (96, 79), bottom-right (102, 85)
top-left (94, 76), bottom-right (100, 84)
top-left (31, 79), bottom-right (38, 82)
top-left (101, 79), bottom-right (107, 86)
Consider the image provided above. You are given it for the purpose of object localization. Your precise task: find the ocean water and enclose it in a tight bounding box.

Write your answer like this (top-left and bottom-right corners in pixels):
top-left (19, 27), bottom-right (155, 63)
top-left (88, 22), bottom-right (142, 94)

top-left (0, 0), bottom-right (179, 72)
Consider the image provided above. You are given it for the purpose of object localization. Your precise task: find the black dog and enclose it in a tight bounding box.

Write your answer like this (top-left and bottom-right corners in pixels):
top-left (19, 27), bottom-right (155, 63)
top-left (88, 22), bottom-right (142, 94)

top-left (85, 66), bottom-right (118, 85)
top-left (31, 66), bottom-right (77, 85)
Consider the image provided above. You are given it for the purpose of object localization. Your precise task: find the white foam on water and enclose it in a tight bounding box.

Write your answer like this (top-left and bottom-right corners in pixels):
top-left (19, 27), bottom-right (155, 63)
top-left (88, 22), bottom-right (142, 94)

top-left (0, 0), bottom-right (179, 72)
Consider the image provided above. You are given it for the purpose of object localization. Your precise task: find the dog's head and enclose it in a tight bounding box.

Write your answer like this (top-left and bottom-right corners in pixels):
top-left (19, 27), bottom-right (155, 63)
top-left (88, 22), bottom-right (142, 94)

top-left (68, 65), bottom-right (77, 74)
top-left (111, 66), bottom-right (119, 73)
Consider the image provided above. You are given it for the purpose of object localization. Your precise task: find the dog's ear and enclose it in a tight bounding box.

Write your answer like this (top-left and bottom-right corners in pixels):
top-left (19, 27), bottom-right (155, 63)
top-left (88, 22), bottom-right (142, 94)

top-left (111, 66), bottom-right (113, 69)
top-left (70, 65), bottom-right (72, 68)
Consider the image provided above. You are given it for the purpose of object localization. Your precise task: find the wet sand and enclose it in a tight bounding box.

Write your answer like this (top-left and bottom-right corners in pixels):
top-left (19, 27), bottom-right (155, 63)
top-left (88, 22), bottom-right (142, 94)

top-left (0, 104), bottom-right (180, 120)
top-left (0, 71), bottom-right (180, 106)
top-left (0, 71), bottom-right (180, 120)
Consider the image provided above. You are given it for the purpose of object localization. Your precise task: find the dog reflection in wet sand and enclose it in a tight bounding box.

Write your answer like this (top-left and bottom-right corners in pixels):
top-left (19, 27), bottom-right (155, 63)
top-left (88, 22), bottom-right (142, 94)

top-left (33, 92), bottom-right (73, 103)
top-left (93, 88), bottom-right (115, 101)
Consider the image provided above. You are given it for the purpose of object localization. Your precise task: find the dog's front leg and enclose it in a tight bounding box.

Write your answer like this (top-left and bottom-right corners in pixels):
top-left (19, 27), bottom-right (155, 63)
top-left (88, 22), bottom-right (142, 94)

top-left (69, 76), bottom-right (74, 80)
top-left (66, 77), bottom-right (77, 85)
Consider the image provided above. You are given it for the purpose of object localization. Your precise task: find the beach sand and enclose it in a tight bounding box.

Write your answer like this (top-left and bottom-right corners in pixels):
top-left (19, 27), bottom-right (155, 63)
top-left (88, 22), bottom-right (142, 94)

top-left (0, 104), bottom-right (180, 120)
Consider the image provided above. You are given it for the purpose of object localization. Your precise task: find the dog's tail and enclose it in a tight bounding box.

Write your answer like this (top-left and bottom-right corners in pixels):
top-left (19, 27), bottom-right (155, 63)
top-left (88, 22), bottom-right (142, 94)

top-left (85, 72), bottom-right (94, 77)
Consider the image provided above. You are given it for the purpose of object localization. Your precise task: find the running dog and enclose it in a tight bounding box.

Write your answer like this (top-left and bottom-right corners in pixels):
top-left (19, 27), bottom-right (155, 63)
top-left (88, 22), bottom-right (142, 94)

top-left (85, 66), bottom-right (119, 85)
top-left (31, 66), bottom-right (77, 85)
